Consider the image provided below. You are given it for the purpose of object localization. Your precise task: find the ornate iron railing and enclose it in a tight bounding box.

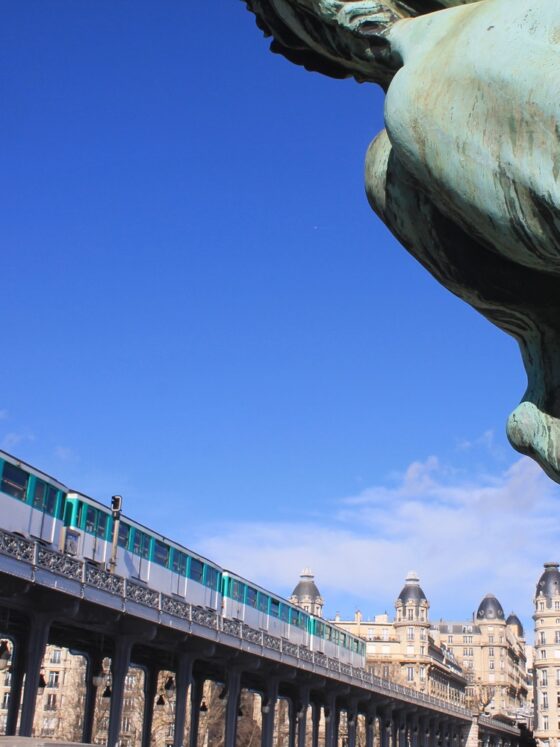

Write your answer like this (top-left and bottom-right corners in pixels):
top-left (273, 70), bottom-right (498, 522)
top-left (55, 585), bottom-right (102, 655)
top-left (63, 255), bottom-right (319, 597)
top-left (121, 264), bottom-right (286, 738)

top-left (0, 527), bottom-right (495, 723)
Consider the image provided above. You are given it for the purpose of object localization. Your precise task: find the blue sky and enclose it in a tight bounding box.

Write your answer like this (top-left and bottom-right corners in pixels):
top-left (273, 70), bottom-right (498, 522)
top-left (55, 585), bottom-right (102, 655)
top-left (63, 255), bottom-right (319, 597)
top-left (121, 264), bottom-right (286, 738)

top-left (1, 1), bottom-right (557, 634)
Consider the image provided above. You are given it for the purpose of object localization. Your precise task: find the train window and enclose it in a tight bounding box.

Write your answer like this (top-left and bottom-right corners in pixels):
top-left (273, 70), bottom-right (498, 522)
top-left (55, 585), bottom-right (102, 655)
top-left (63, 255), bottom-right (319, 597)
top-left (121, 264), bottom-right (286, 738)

top-left (154, 540), bottom-right (169, 567)
top-left (33, 481), bottom-right (46, 508)
top-left (133, 530), bottom-right (150, 559)
top-left (118, 522), bottom-right (131, 548)
top-left (45, 487), bottom-right (58, 516)
top-left (205, 566), bottom-right (219, 590)
top-left (315, 621), bottom-right (325, 638)
top-left (1, 463), bottom-right (28, 501)
top-left (258, 593), bottom-right (269, 613)
top-left (231, 579), bottom-right (244, 602)
top-left (85, 506), bottom-right (97, 534)
top-left (340, 633), bottom-right (346, 647)
top-left (246, 587), bottom-right (258, 608)
top-left (280, 605), bottom-right (290, 623)
top-left (270, 599), bottom-right (280, 618)
top-left (172, 550), bottom-right (187, 575)
top-left (63, 502), bottom-right (73, 526)
top-left (96, 513), bottom-right (108, 539)
top-left (189, 558), bottom-right (204, 583)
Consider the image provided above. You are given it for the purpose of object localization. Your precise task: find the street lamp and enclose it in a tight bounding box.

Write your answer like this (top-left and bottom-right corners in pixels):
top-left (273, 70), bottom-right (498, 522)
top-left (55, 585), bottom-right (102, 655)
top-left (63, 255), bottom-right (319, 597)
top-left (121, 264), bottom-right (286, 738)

top-left (92, 664), bottom-right (105, 689)
top-left (155, 694), bottom-right (166, 709)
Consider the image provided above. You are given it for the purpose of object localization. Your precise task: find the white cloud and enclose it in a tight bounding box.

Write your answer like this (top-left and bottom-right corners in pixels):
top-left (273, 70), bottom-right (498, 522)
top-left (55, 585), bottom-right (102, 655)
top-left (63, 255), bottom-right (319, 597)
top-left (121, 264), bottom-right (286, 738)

top-left (195, 456), bottom-right (560, 631)
top-left (1, 432), bottom-right (35, 450)
top-left (54, 446), bottom-right (76, 462)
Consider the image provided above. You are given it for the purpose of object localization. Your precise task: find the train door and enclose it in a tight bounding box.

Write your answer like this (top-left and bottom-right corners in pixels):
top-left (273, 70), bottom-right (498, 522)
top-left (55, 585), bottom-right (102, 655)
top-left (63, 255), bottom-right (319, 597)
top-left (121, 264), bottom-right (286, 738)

top-left (28, 479), bottom-right (58, 544)
top-left (171, 550), bottom-right (187, 596)
top-left (132, 530), bottom-right (150, 582)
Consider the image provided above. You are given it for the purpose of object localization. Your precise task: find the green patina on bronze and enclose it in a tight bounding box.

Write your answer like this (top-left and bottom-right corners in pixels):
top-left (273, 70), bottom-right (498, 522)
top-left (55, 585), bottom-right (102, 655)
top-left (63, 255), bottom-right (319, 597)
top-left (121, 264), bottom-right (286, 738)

top-left (243, 0), bottom-right (560, 483)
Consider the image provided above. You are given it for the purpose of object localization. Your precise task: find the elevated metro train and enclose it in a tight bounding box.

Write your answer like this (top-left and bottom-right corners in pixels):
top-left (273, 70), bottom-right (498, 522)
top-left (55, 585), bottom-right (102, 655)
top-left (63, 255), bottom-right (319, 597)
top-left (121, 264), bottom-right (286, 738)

top-left (0, 450), bottom-right (366, 667)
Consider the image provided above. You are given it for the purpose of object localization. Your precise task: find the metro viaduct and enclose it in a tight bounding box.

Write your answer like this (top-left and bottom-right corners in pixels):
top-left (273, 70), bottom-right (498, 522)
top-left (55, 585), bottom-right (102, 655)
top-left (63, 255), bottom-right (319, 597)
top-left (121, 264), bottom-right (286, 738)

top-left (0, 529), bottom-right (522, 747)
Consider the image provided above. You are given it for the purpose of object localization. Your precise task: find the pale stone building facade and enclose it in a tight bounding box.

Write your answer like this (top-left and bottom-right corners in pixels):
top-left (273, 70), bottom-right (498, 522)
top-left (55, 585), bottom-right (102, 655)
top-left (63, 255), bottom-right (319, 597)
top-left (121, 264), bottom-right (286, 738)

top-left (533, 561), bottom-right (560, 747)
top-left (332, 572), bottom-right (467, 706)
top-left (432, 594), bottom-right (529, 722)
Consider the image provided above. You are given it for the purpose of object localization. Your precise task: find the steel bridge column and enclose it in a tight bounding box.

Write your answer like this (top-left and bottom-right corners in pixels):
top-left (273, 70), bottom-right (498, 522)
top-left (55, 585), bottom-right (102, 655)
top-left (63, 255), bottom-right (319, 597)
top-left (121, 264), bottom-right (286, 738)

top-left (188, 675), bottom-right (205, 747)
top-left (140, 665), bottom-right (159, 747)
top-left (365, 710), bottom-right (376, 747)
top-left (381, 709), bottom-right (393, 747)
top-left (296, 687), bottom-right (310, 747)
top-left (82, 652), bottom-right (104, 745)
top-left (287, 698), bottom-right (297, 747)
top-left (19, 613), bottom-right (52, 736)
top-left (325, 694), bottom-right (337, 747)
top-left (347, 709), bottom-right (358, 747)
top-left (261, 679), bottom-right (279, 747)
top-left (173, 652), bottom-right (194, 747)
top-left (107, 636), bottom-right (133, 747)
top-left (5, 635), bottom-right (25, 736)
top-left (223, 668), bottom-right (242, 747)
top-left (311, 702), bottom-right (321, 747)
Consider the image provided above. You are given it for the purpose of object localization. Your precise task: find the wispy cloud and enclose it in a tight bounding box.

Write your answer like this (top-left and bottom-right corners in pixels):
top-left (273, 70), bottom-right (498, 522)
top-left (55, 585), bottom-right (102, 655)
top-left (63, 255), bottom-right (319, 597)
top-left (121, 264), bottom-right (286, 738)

top-left (53, 446), bottom-right (76, 462)
top-left (1, 431), bottom-right (35, 450)
top-left (195, 456), bottom-right (559, 630)
top-left (0, 410), bottom-right (8, 421)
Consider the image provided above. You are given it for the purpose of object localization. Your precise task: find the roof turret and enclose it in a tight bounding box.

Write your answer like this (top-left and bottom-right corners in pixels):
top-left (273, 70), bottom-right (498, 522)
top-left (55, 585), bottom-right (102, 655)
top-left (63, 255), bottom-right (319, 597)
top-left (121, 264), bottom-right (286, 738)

top-left (476, 593), bottom-right (504, 621)
top-left (536, 562), bottom-right (560, 599)
top-left (506, 612), bottom-right (524, 637)
top-left (397, 571), bottom-right (427, 604)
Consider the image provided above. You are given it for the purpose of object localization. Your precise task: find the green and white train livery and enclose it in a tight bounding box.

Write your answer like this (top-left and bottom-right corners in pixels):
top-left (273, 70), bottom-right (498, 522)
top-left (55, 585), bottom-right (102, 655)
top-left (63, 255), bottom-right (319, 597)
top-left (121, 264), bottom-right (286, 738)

top-left (0, 450), bottom-right (366, 668)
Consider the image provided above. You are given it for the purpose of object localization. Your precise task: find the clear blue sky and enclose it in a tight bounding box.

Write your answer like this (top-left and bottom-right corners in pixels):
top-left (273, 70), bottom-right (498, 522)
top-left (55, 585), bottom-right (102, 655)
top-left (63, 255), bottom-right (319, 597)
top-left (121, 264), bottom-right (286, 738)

top-left (1, 1), bottom-right (556, 634)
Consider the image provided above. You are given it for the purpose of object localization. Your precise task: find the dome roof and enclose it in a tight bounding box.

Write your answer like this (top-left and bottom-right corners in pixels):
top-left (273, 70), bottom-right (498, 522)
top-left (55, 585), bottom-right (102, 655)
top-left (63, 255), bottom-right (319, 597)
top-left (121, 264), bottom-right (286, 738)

top-left (506, 613), bottom-right (524, 637)
top-left (476, 593), bottom-right (505, 621)
top-left (291, 568), bottom-right (322, 602)
top-left (398, 571), bottom-right (427, 604)
top-left (536, 562), bottom-right (560, 598)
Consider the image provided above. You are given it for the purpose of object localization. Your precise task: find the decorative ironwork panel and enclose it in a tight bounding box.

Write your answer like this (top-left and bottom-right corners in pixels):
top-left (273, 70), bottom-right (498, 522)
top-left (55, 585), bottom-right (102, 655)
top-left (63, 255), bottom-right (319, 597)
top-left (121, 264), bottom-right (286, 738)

top-left (192, 606), bottom-right (217, 629)
top-left (282, 640), bottom-right (299, 658)
top-left (85, 565), bottom-right (125, 595)
top-left (0, 530), bottom-right (34, 562)
top-left (222, 618), bottom-right (241, 637)
top-left (314, 651), bottom-right (327, 668)
top-left (125, 580), bottom-right (160, 608)
top-left (299, 645), bottom-right (314, 663)
top-left (37, 547), bottom-right (82, 580)
top-left (352, 667), bottom-right (363, 680)
top-left (263, 633), bottom-right (281, 651)
top-left (162, 595), bottom-right (191, 620)
top-left (328, 658), bottom-right (340, 672)
top-left (242, 625), bottom-right (263, 645)
top-left (340, 663), bottom-right (352, 676)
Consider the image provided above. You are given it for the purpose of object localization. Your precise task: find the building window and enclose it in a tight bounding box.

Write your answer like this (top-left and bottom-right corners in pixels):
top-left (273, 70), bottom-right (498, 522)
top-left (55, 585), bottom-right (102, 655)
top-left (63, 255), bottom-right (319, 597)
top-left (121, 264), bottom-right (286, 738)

top-left (489, 661), bottom-right (495, 670)
top-left (407, 627), bottom-right (414, 641)
top-left (45, 694), bottom-right (57, 711)
top-left (420, 665), bottom-right (426, 681)
top-left (542, 670), bottom-right (548, 686)
top-left (122, 716), bottom-right (132, 733)
top-left (540, 602), bottom-right (545, 611)
top-left (47, 671), bottom-right (59, 688)
top-left (50, 649), bottom-right (61, 664)
top-left (382, 628), bottom-right (389, 642)
top-left (407, 667), bottom-right (414, 682)
top-left (488, 648), bottom-right (494, 657)
top-left (420, 609), bottom-right (426, 621)
top-left (420, 645), bottom-right (425, 655)
top-left (556, 670), bottom-right (560, 687)
top-left (488, 635), bottom-right (494, 644)
top-left (124, 674), bottom-right (135, 689)
top-left (407, 608), bottom-right (414, 621)
top-left (541, 632), bottom-right (547, 645)
top-left (463, 635), bottom-right (472, 644)
top-left (4, 672), bottom-right (11, 687)
top-left (556, 602), bottom-right (560, 610)
top-left (543, 715), bottom-right (549, 731)
top-left (420, 629), bottom-right (427, 641)
top-left (541, 649), bottom-right (547, 659)
top-left (367, 628), bottom-right (374, 641)
top-left (1, 693), bottom-right (9, 710)
top-left (543, 693), bottom-right (549, 710)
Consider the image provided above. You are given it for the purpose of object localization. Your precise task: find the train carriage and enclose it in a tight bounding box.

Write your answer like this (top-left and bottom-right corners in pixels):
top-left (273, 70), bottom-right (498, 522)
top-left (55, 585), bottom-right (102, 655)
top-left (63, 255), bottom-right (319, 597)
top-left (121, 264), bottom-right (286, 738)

top-left (62, 492), bottom-right (222, 609)
top-left (0, 448), bottom-right (366, 670)
top-left (222, 571), bottom-right (310, 646)
top-left (0, 452), bottom-right (67, 548)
